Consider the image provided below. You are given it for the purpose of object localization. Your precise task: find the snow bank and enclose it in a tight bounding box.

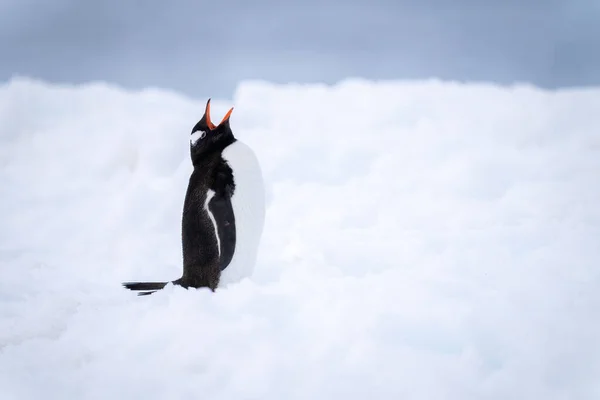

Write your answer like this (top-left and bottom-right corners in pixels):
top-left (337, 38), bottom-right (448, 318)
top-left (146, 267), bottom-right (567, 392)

top-left (0, 77), bottom-right (599, 399)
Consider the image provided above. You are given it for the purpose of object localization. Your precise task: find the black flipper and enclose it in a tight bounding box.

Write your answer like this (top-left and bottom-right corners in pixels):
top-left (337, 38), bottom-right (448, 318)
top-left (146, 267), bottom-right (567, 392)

top-left (210, 158), bottom-right (237, 271)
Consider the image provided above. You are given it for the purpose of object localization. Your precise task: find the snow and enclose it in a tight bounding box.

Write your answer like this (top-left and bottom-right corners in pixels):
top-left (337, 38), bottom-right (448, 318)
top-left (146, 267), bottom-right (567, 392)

top-left (0, 77), bottom-right (599, 399)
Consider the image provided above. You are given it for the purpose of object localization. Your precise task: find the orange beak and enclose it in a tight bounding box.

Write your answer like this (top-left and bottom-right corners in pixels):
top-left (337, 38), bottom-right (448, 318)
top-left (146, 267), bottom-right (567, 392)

top-left (205, 99), bottom-right (234, 130)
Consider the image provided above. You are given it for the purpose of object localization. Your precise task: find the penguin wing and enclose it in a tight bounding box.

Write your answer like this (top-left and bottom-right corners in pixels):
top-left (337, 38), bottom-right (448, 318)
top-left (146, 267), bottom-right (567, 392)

top-left (209, 158), bottom-right (237, 271)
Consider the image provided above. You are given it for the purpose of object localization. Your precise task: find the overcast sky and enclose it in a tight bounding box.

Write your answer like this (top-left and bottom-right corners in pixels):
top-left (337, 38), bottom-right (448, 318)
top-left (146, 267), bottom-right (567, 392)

top-left (1, 0), bottom-right (598, 98)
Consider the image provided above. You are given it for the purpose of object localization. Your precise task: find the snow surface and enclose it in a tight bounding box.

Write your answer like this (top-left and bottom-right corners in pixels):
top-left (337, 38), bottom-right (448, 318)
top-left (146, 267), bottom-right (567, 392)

top-left (0, 77), bottom-right (599, 399)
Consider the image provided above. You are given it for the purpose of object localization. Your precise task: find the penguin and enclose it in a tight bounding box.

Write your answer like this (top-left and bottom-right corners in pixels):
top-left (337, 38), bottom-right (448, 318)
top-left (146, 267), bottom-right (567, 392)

top-left (123, 99), bottom-right (266, 295)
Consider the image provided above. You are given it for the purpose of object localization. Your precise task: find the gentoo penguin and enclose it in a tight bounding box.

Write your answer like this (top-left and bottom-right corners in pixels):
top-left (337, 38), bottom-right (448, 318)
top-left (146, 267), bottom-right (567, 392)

top-left (123, 99), bottom-right (265, 295)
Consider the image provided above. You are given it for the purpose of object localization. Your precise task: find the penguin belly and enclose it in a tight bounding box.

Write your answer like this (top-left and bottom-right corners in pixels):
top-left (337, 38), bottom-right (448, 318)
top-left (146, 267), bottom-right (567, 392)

top-left (218, 140), bottom-right (266, 285)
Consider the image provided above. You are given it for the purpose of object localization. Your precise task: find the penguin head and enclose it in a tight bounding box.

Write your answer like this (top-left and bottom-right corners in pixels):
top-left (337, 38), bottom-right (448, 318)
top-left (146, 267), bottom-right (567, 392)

top-left (189, 98), bottom-right (236, 163)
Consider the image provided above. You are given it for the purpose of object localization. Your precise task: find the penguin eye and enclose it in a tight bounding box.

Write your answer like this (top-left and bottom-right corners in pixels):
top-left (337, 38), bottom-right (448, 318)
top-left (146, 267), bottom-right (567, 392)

top-left (190, 130), bottom-right (207, 145)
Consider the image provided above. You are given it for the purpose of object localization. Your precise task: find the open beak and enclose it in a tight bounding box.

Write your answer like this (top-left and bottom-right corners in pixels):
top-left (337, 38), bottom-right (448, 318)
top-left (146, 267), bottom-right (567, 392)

top-left (205, 99), bottom-right (233, 130)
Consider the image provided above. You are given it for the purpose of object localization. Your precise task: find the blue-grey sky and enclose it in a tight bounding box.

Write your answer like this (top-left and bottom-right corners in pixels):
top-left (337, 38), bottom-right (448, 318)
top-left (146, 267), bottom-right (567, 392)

top-left (1, 0), bottom-right (598, 98)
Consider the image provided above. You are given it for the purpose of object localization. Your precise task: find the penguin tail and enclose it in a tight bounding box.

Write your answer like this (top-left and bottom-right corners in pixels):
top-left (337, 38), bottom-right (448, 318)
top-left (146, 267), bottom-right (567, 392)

top-left (122, 281), bottom-right (170, 296)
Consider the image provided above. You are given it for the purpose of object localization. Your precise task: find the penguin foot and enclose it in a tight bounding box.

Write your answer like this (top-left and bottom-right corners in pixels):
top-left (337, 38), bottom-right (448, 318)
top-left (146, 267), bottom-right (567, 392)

top-left (173, 265), bottom-right (220, 292)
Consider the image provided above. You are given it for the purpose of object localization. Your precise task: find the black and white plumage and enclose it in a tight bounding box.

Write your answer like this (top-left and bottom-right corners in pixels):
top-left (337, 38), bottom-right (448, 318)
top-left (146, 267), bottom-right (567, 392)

top-left (123, 99), bottom-right (265, 295)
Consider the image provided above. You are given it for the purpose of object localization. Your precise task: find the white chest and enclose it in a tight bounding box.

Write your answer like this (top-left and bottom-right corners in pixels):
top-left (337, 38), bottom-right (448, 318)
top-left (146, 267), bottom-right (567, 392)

top-left (219, 140), bottom-right (266, 285)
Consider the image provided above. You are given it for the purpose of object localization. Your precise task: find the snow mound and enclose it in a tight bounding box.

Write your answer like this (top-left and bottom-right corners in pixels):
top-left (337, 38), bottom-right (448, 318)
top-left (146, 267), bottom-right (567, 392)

top-left (0, 77), bottom-right (599, 399)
